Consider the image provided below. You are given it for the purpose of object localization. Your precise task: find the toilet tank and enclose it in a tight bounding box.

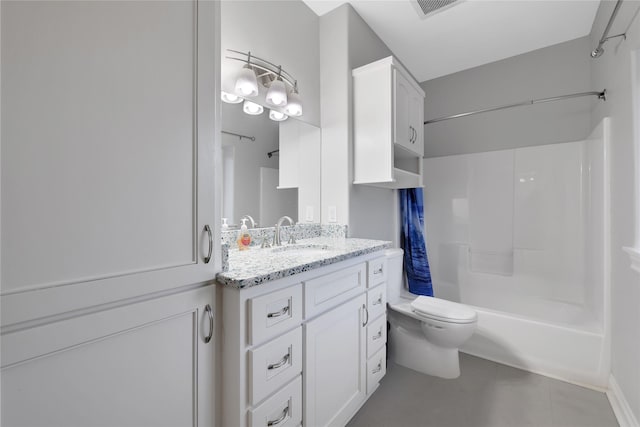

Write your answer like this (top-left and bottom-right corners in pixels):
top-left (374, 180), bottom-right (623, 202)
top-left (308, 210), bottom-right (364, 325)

top-left (385, 248), bottom-right (404, 304)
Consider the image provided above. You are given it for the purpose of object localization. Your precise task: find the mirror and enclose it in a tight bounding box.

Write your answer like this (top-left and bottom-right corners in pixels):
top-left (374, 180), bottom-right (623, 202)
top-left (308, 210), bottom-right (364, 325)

top-left (221, 0), bottom-right (322, 231)
top-left (221, 102), bottom-right (321, 229)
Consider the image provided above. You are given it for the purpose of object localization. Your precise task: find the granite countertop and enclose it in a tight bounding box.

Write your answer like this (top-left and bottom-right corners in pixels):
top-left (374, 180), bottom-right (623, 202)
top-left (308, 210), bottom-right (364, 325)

top-left (216, 237), bottom-right (392, 289)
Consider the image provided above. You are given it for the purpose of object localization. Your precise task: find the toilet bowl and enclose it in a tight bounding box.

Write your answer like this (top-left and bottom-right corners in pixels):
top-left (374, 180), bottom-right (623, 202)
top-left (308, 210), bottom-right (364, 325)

top-left (385, 248), bottom-right (477, 379)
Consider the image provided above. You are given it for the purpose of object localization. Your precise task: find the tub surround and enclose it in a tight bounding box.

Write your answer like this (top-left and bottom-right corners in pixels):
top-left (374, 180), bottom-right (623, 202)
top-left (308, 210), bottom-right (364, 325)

top-left (217, 237), bottom-right (391, 288)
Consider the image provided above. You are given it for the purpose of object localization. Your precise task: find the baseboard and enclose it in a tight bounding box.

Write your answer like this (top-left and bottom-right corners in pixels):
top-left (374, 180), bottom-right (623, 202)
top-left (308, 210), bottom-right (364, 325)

top-left (607, 374), bottom-right (640, 427)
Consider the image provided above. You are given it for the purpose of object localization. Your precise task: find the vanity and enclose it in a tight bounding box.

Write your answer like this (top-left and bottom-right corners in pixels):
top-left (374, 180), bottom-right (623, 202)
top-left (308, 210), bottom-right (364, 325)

top-left (217, 237), bottom-right (390, 427)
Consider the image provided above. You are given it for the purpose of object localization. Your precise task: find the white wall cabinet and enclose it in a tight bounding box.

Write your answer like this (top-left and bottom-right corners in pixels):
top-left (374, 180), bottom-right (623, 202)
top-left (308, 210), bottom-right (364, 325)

top-left (1, 285), bottom-right (216, 427)
top-left (1, 0), bottom-right (220, 327)
top-left (353, 56), bottom-right (425, 189)
top-left (221, 252), bottom-right (387, 427)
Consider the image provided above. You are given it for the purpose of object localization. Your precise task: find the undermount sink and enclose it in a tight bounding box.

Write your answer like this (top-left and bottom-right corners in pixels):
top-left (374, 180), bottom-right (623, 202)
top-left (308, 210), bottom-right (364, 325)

top-left (270, 243), bottom-right (331, 255)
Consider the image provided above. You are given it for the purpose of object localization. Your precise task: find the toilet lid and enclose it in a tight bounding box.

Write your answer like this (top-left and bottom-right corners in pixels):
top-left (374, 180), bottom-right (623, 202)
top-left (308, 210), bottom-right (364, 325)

top-left (410, 296), bottom-right (477, 323)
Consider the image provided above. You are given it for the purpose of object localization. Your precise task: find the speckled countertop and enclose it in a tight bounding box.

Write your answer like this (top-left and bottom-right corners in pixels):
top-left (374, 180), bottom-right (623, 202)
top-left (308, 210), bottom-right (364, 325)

top-left (216, 237), bottom-right (391, 289)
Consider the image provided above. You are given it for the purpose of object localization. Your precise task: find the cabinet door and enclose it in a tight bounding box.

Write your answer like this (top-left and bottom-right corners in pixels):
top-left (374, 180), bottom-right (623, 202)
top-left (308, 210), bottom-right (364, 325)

top-left (304, 294), bottom-right (367, 427)
top-left (394, 69), bottom-right (412, 152)
top-left (1, 285), bottom-right (216, 427)
top-left (394, 69), bottom-right (423, 157)
top-left (409, 86), bottom-right (425, 157)
top-left (1, 0), bottom-right (220, 326)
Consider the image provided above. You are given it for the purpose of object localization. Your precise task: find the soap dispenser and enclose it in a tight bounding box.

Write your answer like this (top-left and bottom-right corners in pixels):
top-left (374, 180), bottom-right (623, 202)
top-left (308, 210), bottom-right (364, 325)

top-left (237, 218), bottom-right (251, 250)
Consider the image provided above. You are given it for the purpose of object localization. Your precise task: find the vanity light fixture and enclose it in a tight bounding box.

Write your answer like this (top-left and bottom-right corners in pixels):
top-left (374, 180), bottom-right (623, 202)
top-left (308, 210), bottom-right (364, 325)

top-left (224, 49), bottom-right (303, 117)
top-left (243, 100), bottom-right (263, 115)
top-left (269, 109), bottom-right (288, 122)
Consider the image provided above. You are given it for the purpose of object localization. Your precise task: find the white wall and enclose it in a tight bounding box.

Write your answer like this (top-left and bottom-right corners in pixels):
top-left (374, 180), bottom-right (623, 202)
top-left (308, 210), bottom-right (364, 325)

top-left (420, 37), bottom-right (593, 158)
top-left (320, 4), bottom-right (397, 242)
top-left (589, 1), bottom-right (640, 422)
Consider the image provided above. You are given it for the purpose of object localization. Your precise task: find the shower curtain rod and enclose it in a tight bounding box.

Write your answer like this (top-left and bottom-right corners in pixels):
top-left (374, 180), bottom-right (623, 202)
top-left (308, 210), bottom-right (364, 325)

top-left (423, 90), bottom-right (606, 125)
top-left (222, 130), bottom-right (255, 141)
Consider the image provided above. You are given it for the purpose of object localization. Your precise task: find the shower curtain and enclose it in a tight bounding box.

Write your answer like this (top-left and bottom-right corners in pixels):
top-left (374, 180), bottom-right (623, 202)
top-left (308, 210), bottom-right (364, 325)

top-left (399, 188), bottom-right (433, 296)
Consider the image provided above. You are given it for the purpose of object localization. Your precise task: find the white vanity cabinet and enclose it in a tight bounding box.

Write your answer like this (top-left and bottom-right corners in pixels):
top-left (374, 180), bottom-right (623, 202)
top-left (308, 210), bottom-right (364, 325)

top-left (353, 56), bottom-right (425, 189)
top-left (220, 251), bottom-right (388, 427)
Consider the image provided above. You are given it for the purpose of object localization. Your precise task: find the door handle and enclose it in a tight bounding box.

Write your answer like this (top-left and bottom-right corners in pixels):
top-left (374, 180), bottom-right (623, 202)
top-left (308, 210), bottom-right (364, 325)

top-left (204, 304), bottom-right (213, 343)
top-left (204, 225), bottom-right (213, 264)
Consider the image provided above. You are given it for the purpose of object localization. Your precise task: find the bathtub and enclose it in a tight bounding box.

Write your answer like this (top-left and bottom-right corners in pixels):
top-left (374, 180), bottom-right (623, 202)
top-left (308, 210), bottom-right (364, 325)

top-left (460, 303), bottom-right (609, 389)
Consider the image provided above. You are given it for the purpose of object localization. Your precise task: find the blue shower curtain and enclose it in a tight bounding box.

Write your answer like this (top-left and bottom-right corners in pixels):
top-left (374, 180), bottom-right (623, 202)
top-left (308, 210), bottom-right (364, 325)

top-left (399, 188), bottom-right (433, 296)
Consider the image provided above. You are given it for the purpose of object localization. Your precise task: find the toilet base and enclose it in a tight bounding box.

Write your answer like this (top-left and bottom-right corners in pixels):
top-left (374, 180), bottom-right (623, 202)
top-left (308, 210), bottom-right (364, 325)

top-left (389, 323), bottom-right (461, 379)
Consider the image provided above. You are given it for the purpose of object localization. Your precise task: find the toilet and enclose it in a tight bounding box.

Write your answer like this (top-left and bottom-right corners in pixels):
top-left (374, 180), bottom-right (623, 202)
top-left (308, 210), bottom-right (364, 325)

top-left (385, 248), bottom-right (477, 379)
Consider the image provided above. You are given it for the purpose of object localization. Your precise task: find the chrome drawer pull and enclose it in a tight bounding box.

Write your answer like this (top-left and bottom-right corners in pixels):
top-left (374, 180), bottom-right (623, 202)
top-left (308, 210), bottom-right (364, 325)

top-left (267, 352), bottom-right (290, 370)
top-left (267, 405), bottom-right (289, 426)
top-left (267, 305), bottom-right (290, 319)
top-left (372, 295), bottom-right (383, 305)
top-left (374, 266), bottom-right (383, 275)
top-left (372, 362), bottom-right (382, 374)
top-left (372, 329), bottom-right (383, 340)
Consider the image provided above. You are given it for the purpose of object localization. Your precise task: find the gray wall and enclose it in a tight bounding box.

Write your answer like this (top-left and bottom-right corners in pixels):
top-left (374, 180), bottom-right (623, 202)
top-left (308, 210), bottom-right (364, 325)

top-left (590, 1), bottom-right (640, 422)
top-left (420, 36), bottom-right (593, 158)
top-left (221, 1), bottom-right (320, 127)
top-left (320, 4), bottom-right (397, 243)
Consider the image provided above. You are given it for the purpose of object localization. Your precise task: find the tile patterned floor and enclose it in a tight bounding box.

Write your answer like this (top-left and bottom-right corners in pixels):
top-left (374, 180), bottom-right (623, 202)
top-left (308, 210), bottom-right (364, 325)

top-left (347, 353), bottom-right (618, 427)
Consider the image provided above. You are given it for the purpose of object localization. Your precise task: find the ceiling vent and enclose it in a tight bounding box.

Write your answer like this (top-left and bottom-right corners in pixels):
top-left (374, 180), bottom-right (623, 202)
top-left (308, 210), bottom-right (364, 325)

top-left (412, 0), bottom-right (464, 18)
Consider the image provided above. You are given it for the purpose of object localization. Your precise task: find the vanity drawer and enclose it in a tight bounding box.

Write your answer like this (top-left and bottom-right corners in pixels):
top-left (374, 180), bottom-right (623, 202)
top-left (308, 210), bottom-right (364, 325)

top-left (248, 285), bottom-right (302, 346)
top-left (366, 314), bottom-right (387, 359)
top-left (249, 327), bottom-right (302, 406)
top-left (367, 257), bottom-right (387, 288)
top-left (303, 263), bottom-right (366, 319)
top-left (249, 376), bottom-right (302, 427)
top-left (366, 347), bottom-right (386, 395)
top-left (367, 284), bottom-right (387, 321)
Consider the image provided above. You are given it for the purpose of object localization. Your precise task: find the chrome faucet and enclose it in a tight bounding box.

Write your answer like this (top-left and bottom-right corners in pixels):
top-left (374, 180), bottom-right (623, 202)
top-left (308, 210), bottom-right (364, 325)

top-left (274, 216), bottom-right (295, 246)
top-left (241, 214), bottom-right (257, 229)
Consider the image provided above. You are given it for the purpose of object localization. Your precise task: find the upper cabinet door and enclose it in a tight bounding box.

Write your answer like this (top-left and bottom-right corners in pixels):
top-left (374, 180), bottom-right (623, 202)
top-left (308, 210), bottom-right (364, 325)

top-left (1, 0), bottom-right (220, 326)
top-left (409, 85), bottom-right (425, 157)
top-left (394, 69), bottom-right (424, 157)
top-left (393, 69), bottom-right (412, 152)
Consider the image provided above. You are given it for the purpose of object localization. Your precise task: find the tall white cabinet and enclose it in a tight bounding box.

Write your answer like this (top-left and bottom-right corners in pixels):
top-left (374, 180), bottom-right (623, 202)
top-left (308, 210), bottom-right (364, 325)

top-left (353, 56), bottom-right (425, 189)
top-left (1, 1), bottom-right (220, 424)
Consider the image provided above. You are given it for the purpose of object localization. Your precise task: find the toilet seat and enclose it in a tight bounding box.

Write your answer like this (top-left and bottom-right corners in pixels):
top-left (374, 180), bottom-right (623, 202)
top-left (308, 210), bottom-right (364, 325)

top-left (410, 296), bottom-right (477, 324)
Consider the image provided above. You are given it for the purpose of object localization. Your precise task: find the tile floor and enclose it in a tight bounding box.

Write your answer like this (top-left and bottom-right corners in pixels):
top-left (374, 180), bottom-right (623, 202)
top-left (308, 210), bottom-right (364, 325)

top-left (347, 353), bottom-right (618, 427)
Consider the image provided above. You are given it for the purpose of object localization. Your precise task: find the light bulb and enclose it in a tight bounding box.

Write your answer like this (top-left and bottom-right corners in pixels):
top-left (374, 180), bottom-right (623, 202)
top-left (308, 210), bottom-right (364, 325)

top-left (269, 109), bottom-right (288, 122)
top-left (221, 91), bottom-right (243, 104)
top-left (266, 79), bottom-right (288, 107)
top-left (284, 90), bottom-right (302, 117)
top-left (243, 100), bottom-right (263, 115)
top-left (234, 66), bottom-right (258, 97)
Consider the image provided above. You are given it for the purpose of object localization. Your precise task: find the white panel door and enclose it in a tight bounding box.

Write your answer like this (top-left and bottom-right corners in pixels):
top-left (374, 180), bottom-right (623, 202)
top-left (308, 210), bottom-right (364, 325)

top-left (304, 294), bottom-right (367, 427)
top-left (1, 285), bottom-right (216, 427)
top-left (1, 0), bottom-right (220, 325)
